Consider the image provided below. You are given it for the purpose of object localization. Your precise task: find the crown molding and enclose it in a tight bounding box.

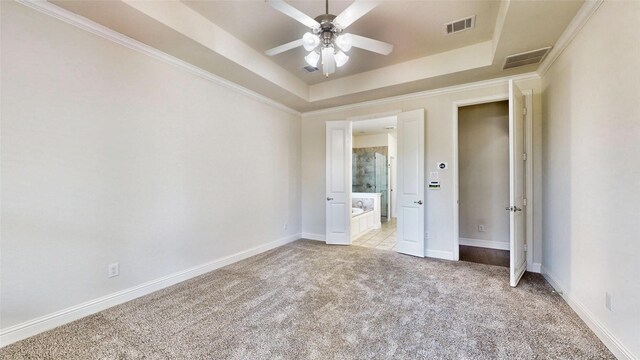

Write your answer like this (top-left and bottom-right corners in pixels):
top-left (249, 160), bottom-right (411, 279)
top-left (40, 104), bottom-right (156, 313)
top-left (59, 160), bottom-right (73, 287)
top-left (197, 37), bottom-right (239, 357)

top-left (536, 0), bottom-right (604, 77)
top-left (15, 0), bottom-right (301, 116)
top-left (301, 72), bottom-right (540, 118)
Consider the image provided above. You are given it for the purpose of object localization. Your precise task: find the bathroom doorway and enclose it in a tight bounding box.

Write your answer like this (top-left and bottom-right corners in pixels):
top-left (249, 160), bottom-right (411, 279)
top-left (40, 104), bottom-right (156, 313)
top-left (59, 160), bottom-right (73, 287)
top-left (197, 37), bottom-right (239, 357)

top-left (325, 109), bottom-right (425, 257)
top-left (350, 116), bottom-right (397, 250)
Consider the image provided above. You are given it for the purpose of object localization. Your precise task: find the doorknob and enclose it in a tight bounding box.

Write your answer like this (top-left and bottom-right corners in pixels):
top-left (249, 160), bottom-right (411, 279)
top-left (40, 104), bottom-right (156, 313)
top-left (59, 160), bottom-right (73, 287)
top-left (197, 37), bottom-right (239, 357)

top-left (326, 197), bottom-right (334, 201)
top-left (414, 200), bottom-right (423, 205)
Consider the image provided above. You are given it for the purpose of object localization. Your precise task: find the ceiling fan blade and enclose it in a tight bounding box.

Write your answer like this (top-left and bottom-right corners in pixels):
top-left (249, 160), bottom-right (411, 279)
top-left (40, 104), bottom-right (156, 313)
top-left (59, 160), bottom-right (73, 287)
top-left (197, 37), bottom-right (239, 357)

top-left (267, 0), bottom-right (320, 29)
top-left (265, 39), bottom-right (304, 56)
top-left (334, 0), bottom-right (382, 29)
top-left (350, 34), bottom-right (393, 55)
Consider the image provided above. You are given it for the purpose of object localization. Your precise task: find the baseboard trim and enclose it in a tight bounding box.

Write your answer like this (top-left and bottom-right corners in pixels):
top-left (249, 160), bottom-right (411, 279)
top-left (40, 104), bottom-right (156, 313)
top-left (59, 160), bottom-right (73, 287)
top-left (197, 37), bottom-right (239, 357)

top-left (527, 262), bottom-right (541, 273)
top-left (541, 266), bottom-right (636, 360)
top-left (0, 233), bottom-right (302, 347)
top-left (301, 233), bottom-right (326, 241)
top-left (425, 249), bottom-right (454, 261)
top-left (459, 237), bottom-right (509, 250)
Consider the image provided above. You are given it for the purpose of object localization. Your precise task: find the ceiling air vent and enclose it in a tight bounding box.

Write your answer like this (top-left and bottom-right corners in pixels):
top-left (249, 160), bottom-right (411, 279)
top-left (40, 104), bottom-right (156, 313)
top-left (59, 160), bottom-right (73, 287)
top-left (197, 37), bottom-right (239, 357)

top-left (503, 47), bottom-right (552, 70)
top-left (445, 16), bottom-right (475, 35)
top-left (303, 65), bottom-right (318, 73)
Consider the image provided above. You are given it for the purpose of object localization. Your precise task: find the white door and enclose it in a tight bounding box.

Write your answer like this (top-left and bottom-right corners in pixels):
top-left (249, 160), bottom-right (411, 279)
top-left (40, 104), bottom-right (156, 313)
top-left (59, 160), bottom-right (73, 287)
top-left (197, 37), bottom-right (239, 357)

top-left (508, 80), bottom-right (527, 287)
top-left (396, 109), bottom-right (425, 257)
top-left (390, 156), bottom-right (396, 218)
top-left (326, 121), bottom-right (352, 245)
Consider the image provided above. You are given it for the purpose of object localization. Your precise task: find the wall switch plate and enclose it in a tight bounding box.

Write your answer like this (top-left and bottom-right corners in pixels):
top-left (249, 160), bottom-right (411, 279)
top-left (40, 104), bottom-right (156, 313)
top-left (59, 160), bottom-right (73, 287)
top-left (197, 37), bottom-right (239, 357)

top-left (605, 292), bottom-right (612, 311)
top-left (429, 172), bottom-right (439, 180)
top-left (478, 225), bottom-right (486, 232)
top-left (108, 263), bottom-right (119, 278)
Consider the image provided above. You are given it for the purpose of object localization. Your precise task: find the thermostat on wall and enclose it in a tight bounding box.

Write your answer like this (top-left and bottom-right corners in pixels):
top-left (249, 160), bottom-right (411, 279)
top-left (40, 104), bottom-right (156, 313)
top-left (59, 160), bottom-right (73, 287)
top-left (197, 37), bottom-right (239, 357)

top-left (437, 162), bottom-right (448, 170)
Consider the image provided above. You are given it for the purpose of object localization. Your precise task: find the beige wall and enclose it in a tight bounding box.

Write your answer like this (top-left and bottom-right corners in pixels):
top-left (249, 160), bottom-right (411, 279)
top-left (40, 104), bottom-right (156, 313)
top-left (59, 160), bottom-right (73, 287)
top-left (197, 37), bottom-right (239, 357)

top-left (353, 133), bottom-right (388, 148)
top-left (302, 76), bottom-right (542, 262)
top-left (541, 2), bottom-right (640, 357)
top-left (458, 102), bottom-right (509, 245)
top-left (1, 2), bottom-right (301, 330)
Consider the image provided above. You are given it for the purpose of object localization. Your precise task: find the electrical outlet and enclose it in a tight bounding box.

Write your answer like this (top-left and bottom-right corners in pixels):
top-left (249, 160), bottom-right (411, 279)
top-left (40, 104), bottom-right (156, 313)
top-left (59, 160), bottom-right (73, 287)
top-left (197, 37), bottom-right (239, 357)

top-left (108, 262), bottom-right (119, 278)
top-left (283, 222), bottom-right (288, 230)
top-left (478, 224), bottom-right (486, 232)
top-left (605, 292), bottom-right (612, 311)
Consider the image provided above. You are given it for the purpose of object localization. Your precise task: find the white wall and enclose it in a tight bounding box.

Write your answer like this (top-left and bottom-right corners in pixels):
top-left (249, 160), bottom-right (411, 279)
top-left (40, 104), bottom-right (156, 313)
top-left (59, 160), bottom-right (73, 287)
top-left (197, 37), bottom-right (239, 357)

top-left (301, 76), bottom-right (542, 262)
top-left (458, 102), bottom-right (509, 246)
top-left (352, 133), bottom-right (388, 148)
top-left (541, 1), bottom-right (640, 358)
top-left (1, 1), bottom-right (301, 332)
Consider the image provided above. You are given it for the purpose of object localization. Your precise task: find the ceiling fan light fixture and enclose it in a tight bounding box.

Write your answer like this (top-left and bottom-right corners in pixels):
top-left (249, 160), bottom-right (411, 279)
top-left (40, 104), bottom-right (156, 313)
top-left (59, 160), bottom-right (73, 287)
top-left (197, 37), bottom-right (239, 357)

top-left (321, 46), bottom-right (336, 76)
top-left (304, 51), bottom-right (320, 67)
top-left (335, 33), bottom-right (352, 52)
top-left (334, 50), bottom-right (349, 67)
top-left (264, 0), bottom-right (393, 78)
top-left (302, 32), bottom-right (320, 51)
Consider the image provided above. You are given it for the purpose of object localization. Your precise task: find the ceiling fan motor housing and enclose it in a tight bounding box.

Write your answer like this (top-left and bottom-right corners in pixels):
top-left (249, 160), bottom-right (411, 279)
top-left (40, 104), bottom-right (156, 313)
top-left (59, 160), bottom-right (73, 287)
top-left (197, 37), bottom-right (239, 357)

top-left (313, 14), bottom-right (341, 48)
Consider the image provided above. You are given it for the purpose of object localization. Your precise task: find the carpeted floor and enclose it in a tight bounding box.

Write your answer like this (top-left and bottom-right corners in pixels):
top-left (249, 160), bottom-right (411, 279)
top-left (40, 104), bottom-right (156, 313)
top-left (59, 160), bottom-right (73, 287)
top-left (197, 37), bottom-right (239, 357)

top-left (1, 240), bottom-right (613, 359)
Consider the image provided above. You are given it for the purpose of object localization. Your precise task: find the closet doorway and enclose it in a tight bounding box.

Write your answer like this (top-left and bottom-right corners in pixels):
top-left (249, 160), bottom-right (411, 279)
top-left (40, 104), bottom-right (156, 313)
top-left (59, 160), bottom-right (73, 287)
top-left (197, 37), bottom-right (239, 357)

top-left (453, 81), bottom-right (531, 287)
top-left (457, 101), bottom-right (510, 267)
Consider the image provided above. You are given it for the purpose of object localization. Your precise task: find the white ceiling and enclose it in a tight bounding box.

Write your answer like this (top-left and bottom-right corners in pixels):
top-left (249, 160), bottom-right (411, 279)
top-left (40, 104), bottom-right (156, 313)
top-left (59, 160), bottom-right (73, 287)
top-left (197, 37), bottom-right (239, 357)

top-left (50, 0), bottom-right (584, 112)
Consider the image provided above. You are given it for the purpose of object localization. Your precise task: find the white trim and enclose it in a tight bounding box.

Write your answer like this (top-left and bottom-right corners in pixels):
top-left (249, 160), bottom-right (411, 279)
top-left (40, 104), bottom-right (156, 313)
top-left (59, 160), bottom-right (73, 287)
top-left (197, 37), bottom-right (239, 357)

top-left (537, 0), bottom-right (604, 77)
top-left (15, 0), bottom-right (301, 117)
top-left (527, 262), bottom-right (541, 273)
top-left (459, 238), bottom-right (509, 251)
top-left (302, 73), bottom-right (540, 118)
top-left (301, 233), bottom-right (326, 241)
top-left (541, 267), bottom-right (636, 360)
top-left (0, 233), bottom-right (302, 347)
top-left (452, 94), bottom-right (510, 262)
top-left (425, 250), bottom-right (454, 261)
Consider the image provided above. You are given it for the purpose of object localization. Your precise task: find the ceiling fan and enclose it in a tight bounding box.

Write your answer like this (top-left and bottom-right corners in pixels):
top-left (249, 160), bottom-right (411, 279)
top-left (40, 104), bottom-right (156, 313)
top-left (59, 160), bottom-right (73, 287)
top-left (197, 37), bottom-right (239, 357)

top-left (264, 0), bottom-right (393, 77)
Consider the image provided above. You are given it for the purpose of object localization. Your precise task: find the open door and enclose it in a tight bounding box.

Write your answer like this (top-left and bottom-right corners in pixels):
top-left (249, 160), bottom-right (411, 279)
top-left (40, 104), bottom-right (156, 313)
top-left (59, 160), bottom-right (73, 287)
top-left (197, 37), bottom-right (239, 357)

top-left (508, 80), bottom-right (527, 286)
top-left (396, 109), bottom-right (425, 257)
top-left (325, 121), bottom-right (352, 245)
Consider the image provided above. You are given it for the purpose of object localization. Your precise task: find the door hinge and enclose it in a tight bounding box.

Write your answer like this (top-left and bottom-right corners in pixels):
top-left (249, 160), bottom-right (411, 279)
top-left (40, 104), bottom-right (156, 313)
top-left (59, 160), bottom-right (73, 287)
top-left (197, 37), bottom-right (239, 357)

top-left (522, 153), bottom-right (527, 161)
top-left (523, 198), bottom-right (528, 206)
top-left (523, 107), bottom-right (527, 116)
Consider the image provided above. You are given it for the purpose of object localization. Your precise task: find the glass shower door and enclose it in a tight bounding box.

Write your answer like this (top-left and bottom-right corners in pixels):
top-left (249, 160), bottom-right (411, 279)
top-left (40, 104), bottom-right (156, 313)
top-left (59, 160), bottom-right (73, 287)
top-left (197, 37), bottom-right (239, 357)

top-left (375, 153), bottom-right (388, 219)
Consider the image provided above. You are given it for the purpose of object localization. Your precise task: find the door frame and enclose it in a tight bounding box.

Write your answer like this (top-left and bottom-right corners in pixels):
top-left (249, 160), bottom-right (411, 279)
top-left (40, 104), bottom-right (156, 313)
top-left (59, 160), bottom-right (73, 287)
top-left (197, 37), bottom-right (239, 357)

top-left (451, 92), bottom-right (533, 266)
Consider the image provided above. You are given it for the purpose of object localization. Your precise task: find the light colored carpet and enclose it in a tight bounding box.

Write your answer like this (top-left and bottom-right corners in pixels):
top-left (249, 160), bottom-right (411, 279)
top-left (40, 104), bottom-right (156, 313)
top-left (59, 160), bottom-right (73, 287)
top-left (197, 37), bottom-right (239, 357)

top-left (1, 240), bottom-right (613, 359)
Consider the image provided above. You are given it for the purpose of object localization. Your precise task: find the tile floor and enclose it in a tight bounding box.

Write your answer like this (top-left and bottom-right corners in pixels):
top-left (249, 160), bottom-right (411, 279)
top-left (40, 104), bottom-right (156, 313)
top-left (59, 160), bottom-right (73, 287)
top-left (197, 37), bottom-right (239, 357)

top-left (352, 217), bottom-right (397, 251)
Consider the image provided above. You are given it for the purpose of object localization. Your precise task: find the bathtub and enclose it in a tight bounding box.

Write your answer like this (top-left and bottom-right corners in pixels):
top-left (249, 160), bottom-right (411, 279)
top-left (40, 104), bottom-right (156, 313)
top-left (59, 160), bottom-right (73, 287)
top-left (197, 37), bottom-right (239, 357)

top-left (350, 208), bottom-right (375, 240)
